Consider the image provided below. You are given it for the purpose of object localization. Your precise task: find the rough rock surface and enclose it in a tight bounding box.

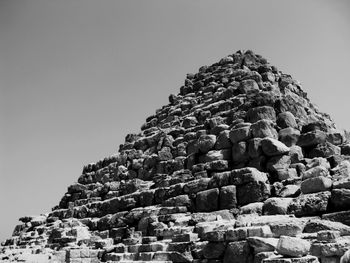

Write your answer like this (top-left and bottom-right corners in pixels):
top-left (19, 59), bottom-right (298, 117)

top-left (2, 50), bottom-right (350, 263)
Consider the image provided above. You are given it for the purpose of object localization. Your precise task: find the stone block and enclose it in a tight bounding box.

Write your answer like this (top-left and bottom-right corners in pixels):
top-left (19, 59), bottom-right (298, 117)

top-left (232, 141), bottom-right (249, 163)
top-left (237, 181), bottom-right (271, 206)
top-left (229, 124), bottom-right (252, 143)
top-left (251, 119), bottom-right (278, 139)
top-left (277, 111), bottom-right (298, 129)
top-left (247, 106), bottom-right (276, 123)
top-left (223, 241), bottom-right (252, 263)
top-left (261, 138), bottom-right (290, 156)
top-left (247, 237), bottom-right (278, 253)
top-left (300, 176), bottom-right (332, 194)
top-left (219, 185), bottom-right (237, 209)
top-left (198, 135), bottom-right (217, 153)
top-left (279, 127), bottom-right (300, 147)
top-left (263, 198), bottom-right (293, 215)
top-left (276, 236), bottom-right (311, 257)
top-left (216, 130), bottom-right (232, 149)
top-left (298, 130), bottom-right (327, 147)
top-left (196, 188), bottom-right (219, 212)
top-left (330, 189), bottom-right (350, 211)
top-left (288, 191), bottom-right (331, 216)
top-left (202, 242), bottom-right (226, 259)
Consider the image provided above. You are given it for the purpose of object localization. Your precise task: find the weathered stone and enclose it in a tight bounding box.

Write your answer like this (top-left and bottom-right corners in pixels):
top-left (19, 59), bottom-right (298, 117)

top-left (248, 138), bottom-right (263, 158)
top-left (289, 145), bottom-right (304, 163)
top-left (303, 219), bottom-right (350, 236)
top-left (158, 147), bottom-right (173, 161)
top-left (322, 210), bottom-right (350, 226)
top-left (242, 198), bottom-right (264, 214)
top-left (277, 111), bottom-right (298, 129)
top-left (263, 198), bottom-right (293, 215)
top-left (196, 188), bottom-right (219, 212)
top-left (279, 127), bottom-right (300, 147)
top-left (317, 230), bottom-right (341, 242)
top-left (247, 237), bottom-right (278, 253)
top-left (198, 135), bottom-right (217, 153)
top-left (276, 168), bottom-right (298, 181)
top-left (215, 130), bottom-right (232, 149)
top-left (237, 181), bottom-right (271, 206)
top-left (266, 155), bottom-right (291, 172)
top-left (330, 188), bottom-right (350, 211)
top-left (199, 149), bottom-right (231, 163)
top-left (203, 230), bottom-right (226, 242)
top-left (239, 79), bottom-right (260, 94)
top-left (232, 141), bottom-right (249, 163)
top-left (163, 194), bottom-right (191, 208)
top-left (298, 130), bottom-right (327, 147)
top-left (276, 236), bottom-right (311, 257)
top-left (274, 183), bottom-right (300, 198)
top-left (224, 241), bottom-right (252, 263)
top-left (219, 185), bottom-right (237, 209)
top-left (269, 218), bottom-right (305, 237)
top-left (310, 236), bottom-right (350, 257)
top-left (230, 167), bottom-right (269, 185)
top-left (247, 106), bottom-right (277, 123)
top-left (261, 138), bottom-right (290, 156)
top-left (300, 176), bottom-right (332, 194)
top-left (226, 225), bottom-right (272, 241)
top-left (229, 124), bottom-right (252, 143)
top-left (288, 191), bottom-right (331, 216)
top-left (183, 178), bottom-right (210, 194)
top-left (309, 142), bottom-right (341, 158)
top-left (182, 116), bottom-right (198, 128)
top-left (251, 119), bottom-right (278, 139)
top-left (302, 165), bottom-right (329, 180)
top-left (202, 242), bottom-right (226, 259)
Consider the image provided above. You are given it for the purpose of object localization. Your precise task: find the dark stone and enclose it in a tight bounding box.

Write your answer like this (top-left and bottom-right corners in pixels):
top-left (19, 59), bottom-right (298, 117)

top-left (219, 185), bottom-right (237, 209)
top-left (196, 188), bottom-right (219, 212)
top-left (237, 181), bottom-right (271, 206)
top-left (223, 241), bottom-right (252, 263)
top-left (297, 130), bottom-right (327, 147)
top-left (277, 111), bottom-right (298, 129)
top-left (246, 106), bottom-right (276, 123)
top-left (330, 188), bottom-right (350, 211)
top-left (288, 191), bottom-right (331, 216)
top-left (279, 127), bottom-right (300, 147)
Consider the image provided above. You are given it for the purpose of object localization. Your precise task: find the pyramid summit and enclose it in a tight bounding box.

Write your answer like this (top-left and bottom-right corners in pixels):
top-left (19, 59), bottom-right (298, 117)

top-left (2, 50), bottom-right (350, 263)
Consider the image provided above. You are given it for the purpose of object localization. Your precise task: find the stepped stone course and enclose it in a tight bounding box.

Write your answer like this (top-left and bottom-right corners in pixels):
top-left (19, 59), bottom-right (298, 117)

top-left (2, 50), bottom-right (350, 263)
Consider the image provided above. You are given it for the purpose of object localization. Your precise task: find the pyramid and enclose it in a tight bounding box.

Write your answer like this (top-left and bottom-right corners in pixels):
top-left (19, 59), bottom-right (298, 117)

top-left (2, 50), bottom-right (350, 263)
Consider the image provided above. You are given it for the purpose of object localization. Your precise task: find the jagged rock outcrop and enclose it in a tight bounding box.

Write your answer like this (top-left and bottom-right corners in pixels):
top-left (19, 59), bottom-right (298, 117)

top-left (2, 50), bottom-right (350, 263)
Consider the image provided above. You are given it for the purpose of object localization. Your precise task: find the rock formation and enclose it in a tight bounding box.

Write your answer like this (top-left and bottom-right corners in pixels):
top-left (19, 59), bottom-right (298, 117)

top-left (2, 50), bottom-right (350, 263)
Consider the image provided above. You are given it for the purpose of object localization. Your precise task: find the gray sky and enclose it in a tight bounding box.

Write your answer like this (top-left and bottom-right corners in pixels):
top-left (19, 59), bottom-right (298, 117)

top-left (1, 0), bottom-right (350, 241)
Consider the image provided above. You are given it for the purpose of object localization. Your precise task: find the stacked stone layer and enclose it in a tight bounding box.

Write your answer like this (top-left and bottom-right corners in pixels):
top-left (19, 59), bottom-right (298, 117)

top-left (2, 50), bottom-right (350, 263)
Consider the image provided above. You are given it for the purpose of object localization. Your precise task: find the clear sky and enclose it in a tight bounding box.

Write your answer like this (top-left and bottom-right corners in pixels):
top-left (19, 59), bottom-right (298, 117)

top-left (1, 0), bottom-right (350, 241)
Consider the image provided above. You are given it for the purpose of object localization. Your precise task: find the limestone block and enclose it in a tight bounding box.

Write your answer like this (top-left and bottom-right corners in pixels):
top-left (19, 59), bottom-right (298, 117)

top-left (223, 241), bottom-right (252, 263)
top-left (261, 138), bottom-right (290, 156)
top-left (288, 191), bottom-right (331, 216)
top-left (279, 127), bottom-right (300, 147)
top-left (230, 124), bottom-right (252, 143)
top-left (251, 119), bottom-right (278, 139)
top-left (247, 106), bottom-right (276, 123)
top-left (263, 198), bottom-right (293, 215)
top-left (300, 176), bottom-right (332, 194)
top-left (198, 134), bottom-right (217, 153)
top-left (196, 188), bottom-right (219, 212)
top-left (277, 111), bottom-right (298, 129)
top-left (276, 236), bottom-right (311, 257)
top-left (220, 185), bottom-right (237, 209)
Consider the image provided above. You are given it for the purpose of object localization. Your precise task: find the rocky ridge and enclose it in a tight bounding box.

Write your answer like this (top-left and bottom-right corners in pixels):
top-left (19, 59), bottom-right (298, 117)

top-left (2, 50), bottom-right (350, 263)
